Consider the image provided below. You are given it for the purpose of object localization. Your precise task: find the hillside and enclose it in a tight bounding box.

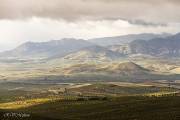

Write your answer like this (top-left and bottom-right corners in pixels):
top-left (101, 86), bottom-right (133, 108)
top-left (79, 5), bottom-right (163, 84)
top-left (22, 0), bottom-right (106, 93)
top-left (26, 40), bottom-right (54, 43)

top-left (6, 61), bottom-right (178, 83)
top-left (63, 46), bottom-right (124, 62)
top-left (50, 62), bottom-right (166, 82)
top-left (108, 62), bottom-right (150, 74)
top-left (62, 62), bottom-right (149, 75)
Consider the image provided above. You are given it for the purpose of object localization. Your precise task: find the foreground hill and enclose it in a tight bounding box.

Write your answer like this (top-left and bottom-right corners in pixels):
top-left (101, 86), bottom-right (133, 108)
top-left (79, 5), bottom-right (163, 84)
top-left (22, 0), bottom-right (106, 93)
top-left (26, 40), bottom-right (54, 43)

top-left (62, 62), bottom-right (149, 75)
top-left (49, 62), bottom-right (179, 82)
top-left (7, 61), bottom-right (179, 83)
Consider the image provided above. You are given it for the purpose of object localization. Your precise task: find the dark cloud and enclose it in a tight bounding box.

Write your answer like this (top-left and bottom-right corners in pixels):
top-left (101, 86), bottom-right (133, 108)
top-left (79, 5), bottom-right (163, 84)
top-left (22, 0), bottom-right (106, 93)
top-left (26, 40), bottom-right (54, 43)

top-left (0, 0), bottom-right (180, 23)
top-left (128, 20), bottom-right (168, 27)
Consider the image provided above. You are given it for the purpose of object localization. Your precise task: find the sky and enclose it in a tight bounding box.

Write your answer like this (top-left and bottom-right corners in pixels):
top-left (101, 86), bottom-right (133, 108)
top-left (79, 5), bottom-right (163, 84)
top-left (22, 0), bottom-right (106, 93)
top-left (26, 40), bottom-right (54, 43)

top-left (0, 0), bottom-right (180, 51)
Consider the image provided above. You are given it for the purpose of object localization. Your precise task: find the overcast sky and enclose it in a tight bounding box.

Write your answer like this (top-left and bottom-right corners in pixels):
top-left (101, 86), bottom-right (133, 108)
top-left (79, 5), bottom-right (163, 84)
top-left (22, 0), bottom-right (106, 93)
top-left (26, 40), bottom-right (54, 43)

top-left (0, 0), bottom-right (180, 51)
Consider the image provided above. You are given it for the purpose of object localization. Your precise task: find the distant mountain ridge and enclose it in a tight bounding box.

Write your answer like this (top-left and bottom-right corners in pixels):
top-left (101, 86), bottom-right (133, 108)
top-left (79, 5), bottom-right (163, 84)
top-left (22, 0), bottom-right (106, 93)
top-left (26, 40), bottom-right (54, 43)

top-left (89, 33), bottom-right (170, 46)
top-left (0, 38), bottom-right (95, 59)
top-left (129, 33), bottom-right (180, 57)
top-left (0, 32), bottom-right (180, 60)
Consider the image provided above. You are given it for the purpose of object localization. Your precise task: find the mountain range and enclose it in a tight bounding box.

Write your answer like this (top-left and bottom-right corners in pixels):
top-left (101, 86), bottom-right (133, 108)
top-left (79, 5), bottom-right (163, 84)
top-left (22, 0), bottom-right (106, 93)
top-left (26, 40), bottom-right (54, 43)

top-left (0, 32), bottom-right (179, 61)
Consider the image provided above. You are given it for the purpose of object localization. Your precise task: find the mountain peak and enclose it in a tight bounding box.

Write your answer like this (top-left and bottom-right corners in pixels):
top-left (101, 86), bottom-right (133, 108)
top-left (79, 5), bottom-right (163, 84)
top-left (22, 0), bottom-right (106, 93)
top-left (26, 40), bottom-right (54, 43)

top-left (112, 62), bottom-right (145, 71)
